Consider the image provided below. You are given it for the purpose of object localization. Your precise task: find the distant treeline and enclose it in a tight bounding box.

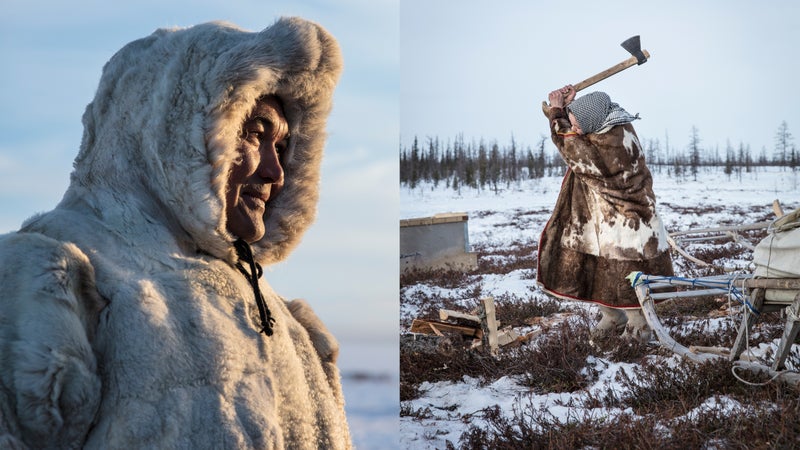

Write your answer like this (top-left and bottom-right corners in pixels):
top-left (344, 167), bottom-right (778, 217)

top-left (401, 122), bottom-right (798, 189)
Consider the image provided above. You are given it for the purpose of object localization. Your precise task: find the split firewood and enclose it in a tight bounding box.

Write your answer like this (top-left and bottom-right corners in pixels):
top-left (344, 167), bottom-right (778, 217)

top-left (773, 199), bottom-right (784, 218)
top-left (439, 309), bottom-right (480, 323)
top-left (412, 298), bottom-right (529, 354)
top-left (409, 319), bottom-right (482, 338)
top-left (497, 328), bottom-right (521, 347)
top-left (689, 346), bottom-right (730, 357)
top-left (667, 235), bottom-right (712, 268)
top-left (478, 297), bottom-right (499, 356)
top-left (471, 327), bottom-right (522, 350)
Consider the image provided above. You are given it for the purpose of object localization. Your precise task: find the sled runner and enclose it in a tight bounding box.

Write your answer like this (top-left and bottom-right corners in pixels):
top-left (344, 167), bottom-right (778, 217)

top-left (629, 206), bottom-right (800, 381)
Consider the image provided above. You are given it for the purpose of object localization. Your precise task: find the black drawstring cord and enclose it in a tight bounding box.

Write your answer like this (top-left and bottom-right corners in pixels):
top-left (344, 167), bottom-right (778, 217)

top-left (233, 238), bottom-right (275, 336)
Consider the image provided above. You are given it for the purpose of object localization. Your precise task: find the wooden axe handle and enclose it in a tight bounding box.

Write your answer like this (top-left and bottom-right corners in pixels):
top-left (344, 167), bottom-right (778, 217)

top-left (573, 49), bottom-right (650, 92)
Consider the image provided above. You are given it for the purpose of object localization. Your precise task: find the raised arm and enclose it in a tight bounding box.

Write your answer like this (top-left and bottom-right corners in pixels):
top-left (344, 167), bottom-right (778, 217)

top-left (543, 84), bottom-right (578, 146)
top-left (548, 84), bottom-right (576, 109)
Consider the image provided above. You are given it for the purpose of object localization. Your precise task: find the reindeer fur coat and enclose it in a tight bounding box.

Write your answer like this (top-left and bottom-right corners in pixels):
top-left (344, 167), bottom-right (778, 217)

top-left (537, 103), bottom-right (673, 308)
top-left (0, 18), bottom-right (350, 449)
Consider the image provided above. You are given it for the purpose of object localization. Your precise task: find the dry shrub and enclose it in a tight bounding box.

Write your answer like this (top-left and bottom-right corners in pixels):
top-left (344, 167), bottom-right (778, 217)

top-left (745, 311), bottom-right (787, 344)
top-left (656, 295), bottom-right (730, 318)
top-left (401, 238), bottom-right (538, 287)
top-left (493, 295), bottom-right (561, 328)
top-left (515, 318), bottom-right (594, 393)
top-left (401, 266), bottom-right (475, 289)
top-left (474, 240), bottom-right (536, 275)
top-left (667, 316), bottom-right (740, 348)
top-left (399, 403), bottom-right (432, 420)
top-left (657, 303), bottom-right (785, 351)
top-left (592, 333), bottom-right (652, 363)
top-left (666, 400), bottom-right (800, 449)
top-left (605, 358), bottom-right (773, 416)
top-left (457, 399), bottom-right (800, 450)
top-left (400, 310), bottom-right (591, 402)
top-left (456, 405), bottom-right (662, 450)
top-left (400, 333), bottom-right (509, 401)
top-left (401, 289), bottom-right (483, 328)
top-left (456, 360), bottom-right (800, 450)
top-left (690, 241), bottom-right (752, 269)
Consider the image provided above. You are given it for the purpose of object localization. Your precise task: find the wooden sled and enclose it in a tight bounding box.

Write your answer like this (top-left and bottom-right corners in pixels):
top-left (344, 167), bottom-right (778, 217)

top-left (664, 199), bottom-right (784, 270)
top-left (630, 272), bottom-right (800, 375)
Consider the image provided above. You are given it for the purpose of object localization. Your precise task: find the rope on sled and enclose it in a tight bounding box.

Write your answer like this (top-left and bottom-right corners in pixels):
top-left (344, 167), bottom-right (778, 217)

top-left (631, 271), bottom-right (791, 386)
top-left (629, 273), bottom-right (759, 315)
top-left (731, 361), bottom-right (783, 387)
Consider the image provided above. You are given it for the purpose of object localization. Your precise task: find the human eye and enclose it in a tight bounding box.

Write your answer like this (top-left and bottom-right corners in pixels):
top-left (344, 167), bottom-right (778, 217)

top-left (241, 122), bottom-right (264, 145)
top-left (276, 136), bottom-right (289, 155)
top-left (244, 131), bottom-right (261, 144)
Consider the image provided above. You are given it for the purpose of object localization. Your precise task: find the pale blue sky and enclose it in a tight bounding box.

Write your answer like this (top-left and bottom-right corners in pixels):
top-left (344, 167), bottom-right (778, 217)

top-left (0, 0), bottom-right (398, 342)
top-left (401, 1), bottom-right (800, 160)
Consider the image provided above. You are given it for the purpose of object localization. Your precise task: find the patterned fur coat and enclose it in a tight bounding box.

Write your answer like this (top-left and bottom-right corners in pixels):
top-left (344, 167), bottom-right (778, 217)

top-left (0, 18), bottom-right (350, 449)
top-left (537, 103), bottom-right (673, 308)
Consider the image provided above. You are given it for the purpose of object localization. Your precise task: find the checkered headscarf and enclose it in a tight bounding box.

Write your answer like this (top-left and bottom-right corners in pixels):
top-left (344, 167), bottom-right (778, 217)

top-left (567, 91), bottom-right (639, 134)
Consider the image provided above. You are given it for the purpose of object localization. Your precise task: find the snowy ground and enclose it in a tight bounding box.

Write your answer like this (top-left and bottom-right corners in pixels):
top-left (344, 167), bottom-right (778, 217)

top-left (399, 166), bottom-right (800, 449)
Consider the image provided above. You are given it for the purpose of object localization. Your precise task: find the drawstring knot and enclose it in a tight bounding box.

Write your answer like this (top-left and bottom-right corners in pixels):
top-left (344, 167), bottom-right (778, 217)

top-left (233, 238), bottom-right (275, 336)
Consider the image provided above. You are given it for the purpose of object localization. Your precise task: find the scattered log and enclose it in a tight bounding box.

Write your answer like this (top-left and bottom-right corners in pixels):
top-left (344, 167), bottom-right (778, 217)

top-left (471, 328), bottom-right (522, 350)
top-left (497, 327), bottom-right (521, 347)
top-left (439, 309), bottom-right (480, 323)
top-left (773, 199), bottom-right (784, 218)
top-left (689, 346), bottom-right (731, 357)
top-left (665, 202), bottom-right (783, 269)
top-left (667, 220), bottom-right (771, 267)
top-left (409, 297), bottom-right (525, 355)
top-left (669, 221), bottom-right (772, 237)
top-left (409, 319), bottom-right (482, 338)
top-left (667, 235), bottom-right (712, 268)
top-left (478, 297), bottom-right (500, 356)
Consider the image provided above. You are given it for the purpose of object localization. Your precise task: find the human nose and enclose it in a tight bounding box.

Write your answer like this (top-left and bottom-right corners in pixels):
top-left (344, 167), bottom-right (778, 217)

top-left (257, 140), bottom-right (284, 184)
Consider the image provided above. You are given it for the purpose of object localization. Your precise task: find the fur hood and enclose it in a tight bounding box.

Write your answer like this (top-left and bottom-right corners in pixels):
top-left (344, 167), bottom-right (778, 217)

top-left (64, 17), bottom-right (342, 265)
top-left (1, 18), bottom-right (351, 449)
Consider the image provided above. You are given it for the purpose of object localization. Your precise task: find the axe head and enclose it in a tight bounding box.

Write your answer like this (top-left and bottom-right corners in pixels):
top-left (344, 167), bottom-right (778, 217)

top-left (621, 35), bottom-right (648, 65)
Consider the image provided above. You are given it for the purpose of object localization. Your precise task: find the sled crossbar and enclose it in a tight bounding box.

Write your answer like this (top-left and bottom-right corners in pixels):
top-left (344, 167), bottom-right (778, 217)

top-left (629, 273), bottom-right (756, 314)
top-left (630, 271), bottom-right (800, 372)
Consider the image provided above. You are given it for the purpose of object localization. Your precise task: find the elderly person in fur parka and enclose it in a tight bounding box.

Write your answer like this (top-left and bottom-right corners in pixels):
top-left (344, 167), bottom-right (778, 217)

top-left (537, 85), bottom-right (673, 342)
top-left (0, 18), bottom-right (350, 449)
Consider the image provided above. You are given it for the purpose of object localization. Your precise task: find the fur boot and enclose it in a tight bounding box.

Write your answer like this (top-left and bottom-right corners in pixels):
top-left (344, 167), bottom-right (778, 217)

top-left (591, 306), bottom-right (628, 340)
top-left (622, 309), bottom-right (653, 343)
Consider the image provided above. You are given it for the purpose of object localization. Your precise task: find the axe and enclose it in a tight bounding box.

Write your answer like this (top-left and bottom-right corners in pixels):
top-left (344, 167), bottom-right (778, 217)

top-left (571, 35), bottom-right (650, 93)
top-left (545, 36), bottom-right (650, 112)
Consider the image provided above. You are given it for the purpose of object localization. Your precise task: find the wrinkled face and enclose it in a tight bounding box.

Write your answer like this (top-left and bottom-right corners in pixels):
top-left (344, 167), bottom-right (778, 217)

top-left (225, 95), bottom-right (289, 243)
